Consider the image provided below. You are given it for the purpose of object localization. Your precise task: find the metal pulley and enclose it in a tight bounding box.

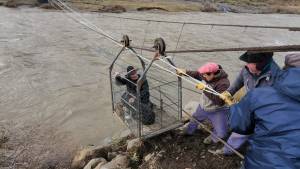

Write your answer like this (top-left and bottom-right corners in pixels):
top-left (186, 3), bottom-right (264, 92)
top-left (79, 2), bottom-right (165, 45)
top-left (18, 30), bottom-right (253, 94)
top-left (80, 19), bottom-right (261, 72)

top-left (121, 35), bottom-right (130, 47)
top-left (153, 38), bottom-right (166, 56)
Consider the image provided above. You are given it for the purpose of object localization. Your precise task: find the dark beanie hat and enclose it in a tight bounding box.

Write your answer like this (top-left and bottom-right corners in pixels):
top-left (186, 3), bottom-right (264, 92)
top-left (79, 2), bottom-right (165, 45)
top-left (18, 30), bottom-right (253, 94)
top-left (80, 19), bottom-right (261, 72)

top-left (127, 66), bottom-right (137, 76)
top-left (127, 66), bottom-right (134, 72)
top-left (239, 51), bottom-right (273, 63)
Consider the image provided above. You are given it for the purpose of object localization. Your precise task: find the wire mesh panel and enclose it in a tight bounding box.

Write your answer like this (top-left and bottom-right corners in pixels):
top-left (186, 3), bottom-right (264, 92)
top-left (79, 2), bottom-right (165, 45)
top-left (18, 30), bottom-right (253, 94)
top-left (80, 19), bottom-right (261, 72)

top-left (109, 48), bottom-right (183, 139)
top-left (110, 49), bottom-right (145, 137)
top-left (141, 65), bottom-right (183, 138)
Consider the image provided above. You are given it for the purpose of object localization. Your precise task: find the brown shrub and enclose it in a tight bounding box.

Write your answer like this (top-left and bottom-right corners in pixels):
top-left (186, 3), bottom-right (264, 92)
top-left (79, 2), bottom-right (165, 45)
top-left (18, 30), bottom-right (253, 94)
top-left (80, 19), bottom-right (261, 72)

top-left (201, 3), bottom-right (218, 12)
top-left (98, 5), bottom-right (126, 13)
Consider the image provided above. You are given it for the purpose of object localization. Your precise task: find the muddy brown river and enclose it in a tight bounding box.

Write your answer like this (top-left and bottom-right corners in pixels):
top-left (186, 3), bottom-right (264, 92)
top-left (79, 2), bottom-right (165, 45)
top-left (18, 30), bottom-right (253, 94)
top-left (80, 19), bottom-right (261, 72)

top-left (1, 6), bottom-right (300, 146)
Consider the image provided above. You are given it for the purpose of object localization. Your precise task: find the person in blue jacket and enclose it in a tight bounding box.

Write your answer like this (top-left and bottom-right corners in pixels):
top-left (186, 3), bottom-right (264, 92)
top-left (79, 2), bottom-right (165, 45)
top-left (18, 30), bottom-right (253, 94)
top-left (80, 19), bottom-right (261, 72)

top-left (229, 53), bottom-right (300, 169)
top-left (219, 51), bottom-right (281, 155)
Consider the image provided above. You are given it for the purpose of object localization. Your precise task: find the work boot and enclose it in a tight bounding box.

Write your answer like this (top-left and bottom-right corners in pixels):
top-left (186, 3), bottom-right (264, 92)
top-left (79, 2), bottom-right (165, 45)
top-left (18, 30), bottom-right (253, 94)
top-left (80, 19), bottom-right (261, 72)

top-left (178, 123), bottom-right (192, 136)
top-left (203, 135), bottom-right (213, 144)
top-left (214, 148), bottom-right (224, 155)
top-left (207, 148), bottom-right (225, 155)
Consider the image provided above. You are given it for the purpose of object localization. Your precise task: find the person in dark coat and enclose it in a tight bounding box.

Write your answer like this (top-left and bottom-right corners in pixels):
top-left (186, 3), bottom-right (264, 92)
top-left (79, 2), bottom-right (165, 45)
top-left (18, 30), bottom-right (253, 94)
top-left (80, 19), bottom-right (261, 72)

top-left (229, 53), bottom-right (300, 169)
top-left (178, 62), bottom-right (230, 144)
top-left (115, 66), bottom-right (155, 125)
top-left (227, 51), bottom-right (280, 94)
top-left (219, 51), bottom-right (281, 155)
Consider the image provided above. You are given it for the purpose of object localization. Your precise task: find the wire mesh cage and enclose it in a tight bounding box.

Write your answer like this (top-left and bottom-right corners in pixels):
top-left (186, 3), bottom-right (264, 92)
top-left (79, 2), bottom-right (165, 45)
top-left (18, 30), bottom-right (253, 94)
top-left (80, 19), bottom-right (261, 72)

top-left (109, 41), bottom-right (183, 139)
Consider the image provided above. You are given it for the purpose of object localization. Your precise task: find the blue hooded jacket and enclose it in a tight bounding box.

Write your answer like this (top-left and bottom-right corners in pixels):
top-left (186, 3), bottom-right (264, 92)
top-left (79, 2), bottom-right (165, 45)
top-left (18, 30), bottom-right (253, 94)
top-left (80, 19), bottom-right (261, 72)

top-left (229, 68), bottom-right (300, 169)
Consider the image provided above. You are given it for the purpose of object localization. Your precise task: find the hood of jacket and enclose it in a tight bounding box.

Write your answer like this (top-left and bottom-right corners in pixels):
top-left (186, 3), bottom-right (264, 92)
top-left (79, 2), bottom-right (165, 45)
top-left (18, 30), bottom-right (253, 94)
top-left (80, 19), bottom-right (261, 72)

top-left (274, 68), bottom-right (300, 102)
top-left (210, 69), bottom-right (228, 83)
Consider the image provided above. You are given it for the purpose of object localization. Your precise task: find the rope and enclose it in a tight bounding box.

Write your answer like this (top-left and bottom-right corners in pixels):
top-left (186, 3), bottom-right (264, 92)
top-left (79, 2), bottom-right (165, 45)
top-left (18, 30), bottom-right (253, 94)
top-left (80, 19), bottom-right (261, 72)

top-left (172, 23), bottom-right (185, 62)
top-left (157, 57), bottom-right (221, 96)
top-left (128, 44), bottom-right (300, 54)
top-left (141, 21), bottom-right (151, 55)
top-left (182, 109), bottom-right (245, 159)
top-left (100, 14), bottom-right (300, 31)
top-left (165, 45), bottom-right (300, 54)
top-left (129, 44), bottom-right (300, 54)
top-left (51, 0), bottom-right (122, 47)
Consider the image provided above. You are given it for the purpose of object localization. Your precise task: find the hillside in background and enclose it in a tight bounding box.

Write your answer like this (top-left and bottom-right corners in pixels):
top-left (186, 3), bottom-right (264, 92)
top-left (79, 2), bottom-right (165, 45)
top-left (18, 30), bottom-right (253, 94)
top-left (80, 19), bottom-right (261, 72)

top-left (1, 0), bottom-right (300, 13)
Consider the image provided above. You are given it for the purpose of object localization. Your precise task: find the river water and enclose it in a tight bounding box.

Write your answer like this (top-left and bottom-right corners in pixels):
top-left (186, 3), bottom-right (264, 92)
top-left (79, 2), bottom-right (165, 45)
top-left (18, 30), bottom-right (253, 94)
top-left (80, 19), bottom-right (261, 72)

top-left (1, 6), bottom-right (300, 146)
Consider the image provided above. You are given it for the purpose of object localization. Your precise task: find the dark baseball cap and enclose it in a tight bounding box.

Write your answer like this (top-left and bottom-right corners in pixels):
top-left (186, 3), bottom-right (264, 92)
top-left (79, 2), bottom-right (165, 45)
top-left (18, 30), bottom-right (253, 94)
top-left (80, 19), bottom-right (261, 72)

top-left (239, 51), bottom-right (273, 63)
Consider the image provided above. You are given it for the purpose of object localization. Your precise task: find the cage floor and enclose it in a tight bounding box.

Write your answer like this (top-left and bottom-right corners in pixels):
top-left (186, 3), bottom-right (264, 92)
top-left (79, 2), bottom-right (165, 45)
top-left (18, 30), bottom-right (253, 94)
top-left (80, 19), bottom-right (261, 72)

top-left (115, 102), bottom-right (183, 138)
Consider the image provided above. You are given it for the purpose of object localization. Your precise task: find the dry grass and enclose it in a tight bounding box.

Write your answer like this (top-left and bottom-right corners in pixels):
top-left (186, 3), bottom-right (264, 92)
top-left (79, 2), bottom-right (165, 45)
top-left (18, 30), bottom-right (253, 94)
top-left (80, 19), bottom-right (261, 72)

top-left (70, 0), bottom-right (203, 12)
top-left (1, 0), bottom-right (38, 7)
top-left (270, 4), bottom-right (300, 14)
top-left (217, 0), bottom-right (300, 13)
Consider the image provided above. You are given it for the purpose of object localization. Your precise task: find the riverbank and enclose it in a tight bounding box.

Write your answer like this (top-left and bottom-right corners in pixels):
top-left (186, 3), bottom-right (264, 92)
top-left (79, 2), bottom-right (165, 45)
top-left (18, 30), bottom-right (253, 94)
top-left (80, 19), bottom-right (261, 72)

top-left (1, 124), bottom-right (241, 169)
top-left (1, 0), bottom-right (300, 14)
top-left (68, 128), bottom-right (241, 169)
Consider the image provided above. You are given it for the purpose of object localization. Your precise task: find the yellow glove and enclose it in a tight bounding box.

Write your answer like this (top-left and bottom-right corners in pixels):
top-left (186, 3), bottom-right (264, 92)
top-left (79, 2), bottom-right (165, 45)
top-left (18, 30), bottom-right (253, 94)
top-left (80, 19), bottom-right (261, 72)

top-left (219, 91), bottom-right (234, 106)
top-left (176, 68), bottom-right (186, 76)
top-left (196, 83), bottom-right (206, 90)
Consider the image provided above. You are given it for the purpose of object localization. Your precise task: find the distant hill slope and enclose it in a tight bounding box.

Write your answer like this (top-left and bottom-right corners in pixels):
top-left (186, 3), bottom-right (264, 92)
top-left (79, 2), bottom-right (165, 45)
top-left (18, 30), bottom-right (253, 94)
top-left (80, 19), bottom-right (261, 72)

top-left (1, 0), bottom-right (300, 14)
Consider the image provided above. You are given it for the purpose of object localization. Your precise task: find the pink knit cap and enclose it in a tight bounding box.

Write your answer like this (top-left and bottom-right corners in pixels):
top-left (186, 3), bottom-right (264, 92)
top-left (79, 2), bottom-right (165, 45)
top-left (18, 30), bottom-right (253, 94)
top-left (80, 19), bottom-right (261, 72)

top-left (197, 62), bottom-right (219, 74)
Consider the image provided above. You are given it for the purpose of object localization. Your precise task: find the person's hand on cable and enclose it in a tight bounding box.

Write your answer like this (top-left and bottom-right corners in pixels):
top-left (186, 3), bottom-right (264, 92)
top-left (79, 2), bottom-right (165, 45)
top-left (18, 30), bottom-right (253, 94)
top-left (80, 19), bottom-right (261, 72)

top-left (113, 72), bottom-right (120, 78)
top-left (196, 82), bottom-right (206, 90)
top-left (219, 91), bottom-right (234, 106)
top-left (176, 68), bottom-right (187, 76)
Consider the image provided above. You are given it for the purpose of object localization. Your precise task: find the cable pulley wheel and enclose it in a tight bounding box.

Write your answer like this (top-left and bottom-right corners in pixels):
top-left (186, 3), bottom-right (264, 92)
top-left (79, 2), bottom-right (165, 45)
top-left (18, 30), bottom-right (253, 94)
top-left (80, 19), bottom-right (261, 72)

top-left (121, 35), bottom-right (130, 47)
top-left (153, 38), bottom-right (166, 55)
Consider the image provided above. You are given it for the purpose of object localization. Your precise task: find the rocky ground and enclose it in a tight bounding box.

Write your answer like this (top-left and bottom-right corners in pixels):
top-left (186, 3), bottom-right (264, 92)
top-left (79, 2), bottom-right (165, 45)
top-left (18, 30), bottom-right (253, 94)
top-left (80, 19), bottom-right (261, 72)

top-left (70, 128), bottom-right (242, 169)
top-left (1, 0), bottom-right (300, 14)
top-left (1, 120), bottom-right (241, 169)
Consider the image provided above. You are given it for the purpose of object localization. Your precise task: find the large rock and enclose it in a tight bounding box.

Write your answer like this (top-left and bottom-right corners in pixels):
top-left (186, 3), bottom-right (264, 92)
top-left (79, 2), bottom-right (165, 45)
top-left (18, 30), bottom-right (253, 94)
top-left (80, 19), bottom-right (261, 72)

top-left (71, 145), bottom-right (111, 169)
top-left (99, 155), bottom-right (129, 169)
top-left (5, 0), bottom-right (37, 8)
top-left (83, 158), bottom-right (106, 169)
top-left (126, 138), bottom-right (143, 152)
top-left (94, 161), bottom-right (108, 169)
top-left (5, 0), bottom-right (18, 8)
top-left (107, 152), bottom-right (117, 161)
top-left (119, 129), bottom-right (132, 139)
